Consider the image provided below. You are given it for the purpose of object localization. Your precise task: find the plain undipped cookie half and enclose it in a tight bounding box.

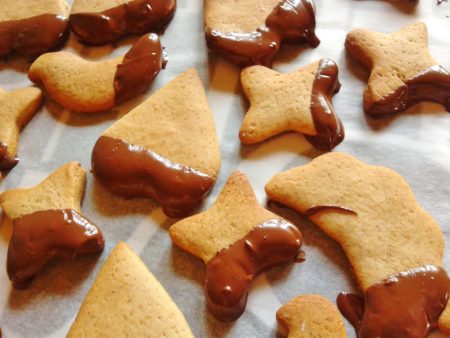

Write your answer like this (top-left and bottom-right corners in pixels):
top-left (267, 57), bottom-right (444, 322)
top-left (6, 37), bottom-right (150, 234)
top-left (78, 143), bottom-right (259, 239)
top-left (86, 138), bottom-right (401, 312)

top-left (28, 33), bottom-right (166, 112)
top-left (240, 59), bottom-right (344, 151)
top-left (67, 242), bottom-right (194, 338)
top-left (169, 171), bottom-right (302, 321)
top-left (91, 68), bottom-right (220, 217)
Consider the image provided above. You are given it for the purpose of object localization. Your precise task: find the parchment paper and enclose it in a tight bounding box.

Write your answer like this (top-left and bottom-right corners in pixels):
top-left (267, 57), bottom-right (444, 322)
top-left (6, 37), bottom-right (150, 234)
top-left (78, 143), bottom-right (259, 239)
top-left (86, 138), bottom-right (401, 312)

top-left (0, 0), bottom-right (449, 337)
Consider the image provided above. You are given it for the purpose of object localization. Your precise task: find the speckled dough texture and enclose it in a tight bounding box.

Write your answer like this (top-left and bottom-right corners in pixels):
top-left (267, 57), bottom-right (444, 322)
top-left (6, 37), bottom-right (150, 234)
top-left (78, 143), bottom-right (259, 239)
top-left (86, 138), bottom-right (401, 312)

top-left (70, 0), bottom-right (131, 14)
top-left (67, 242), bottom-right (194, 338)
top-left (0, 0), bottom-right (69, 22)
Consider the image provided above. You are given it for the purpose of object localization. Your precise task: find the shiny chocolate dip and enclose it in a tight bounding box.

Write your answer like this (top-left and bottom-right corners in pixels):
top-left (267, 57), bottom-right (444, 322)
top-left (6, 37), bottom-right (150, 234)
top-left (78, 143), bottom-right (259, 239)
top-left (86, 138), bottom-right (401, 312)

top-left (0, 14), bottom-right (68, 57)
top-left (70, 0), bottom-right (176, 45)
top-left (337, 265), bottom-right (450, 338)
top-left (91, 136), bottom-right (215, 218)
top-left (0, 142), bottom-right (18, 170)
top-left (114, 33), bottom-right (167, 104)
top-left (204, 218), bottom-right (302, 321)
top-left (205, 0), bottom-right (320, 67)
top-left (7, 209), bottom-right (105, 289)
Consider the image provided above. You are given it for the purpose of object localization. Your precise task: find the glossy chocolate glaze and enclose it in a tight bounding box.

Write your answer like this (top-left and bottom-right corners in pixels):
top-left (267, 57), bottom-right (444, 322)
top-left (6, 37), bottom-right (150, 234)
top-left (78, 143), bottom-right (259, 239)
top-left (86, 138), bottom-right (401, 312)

top-left (337, 265), bottom-right (449, 338)
top-left (367, 65), bottom-right (450, 117)
top-left (114, 33), bottom-right (167, 104)
top-left (305, 59), bottom-right (344, 151)
top-left (205, 218), bottom-right (302, 321)
top-left (0, 142), bottom-right (18, 170)
top-left (70, 0), bottom-right (176, 45)
top-left (7, 209), bottom-right (104, 289)
top-left (0, 14), bottom-right (68, 57)
top-left (304, 204), bottom-right (356, 217)
top-left (92, 136), bottom-right (214, 218)
top-left (205, 0), bottom-right (320, 67)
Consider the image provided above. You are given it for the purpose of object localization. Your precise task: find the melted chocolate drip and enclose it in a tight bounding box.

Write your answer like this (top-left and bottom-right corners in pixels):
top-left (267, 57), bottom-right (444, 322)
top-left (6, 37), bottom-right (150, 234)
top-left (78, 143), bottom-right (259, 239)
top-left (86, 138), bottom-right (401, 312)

top-left (0, 142), bottom-right (18, 170)
top-left (0, 14), bottom-right (68, 57)
top-left (304, 204), bottom-right (356, 217)
top-left (205, 0), bottom-right (320, 67)
top-left (337, 266), bottom-right (450, 338)
top-left (205, 219), bottom-right (302, 321)
top-left (305, 59), bottom-right (344, 151)
top-left (7, 209), bottom-right (105, 289)
top-left (70, 0), bottom-right (176, 45)
top-left (367, 65), bottom-right (450, 117)
top-left (91, 136), bottom-right (214, 218)
top-left (114, 33), bottom-right (167, 104)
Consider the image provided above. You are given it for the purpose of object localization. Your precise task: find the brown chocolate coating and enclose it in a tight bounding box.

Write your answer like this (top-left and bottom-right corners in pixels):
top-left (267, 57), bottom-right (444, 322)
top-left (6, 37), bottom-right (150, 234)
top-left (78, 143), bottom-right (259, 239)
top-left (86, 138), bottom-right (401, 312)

top-left (367, 65), bottom-right (450, 117)
top-left (305, 59), bottom-right (344, 151)
top-left (304, 204), bottom-right (356, 217)
top-left (205, 219), bottom-right (302, 321)
top-left (0, 14), bottom-right (68, 57)
top-left (7, 209), bottom-right (105, 289)
top-left (70, 0), bottom-right (176, 45)
top-left (114, 33), bottom-right (167, 104)
top-left (337, 265), bottom-right (449, 338)
top-left (91, 136), bottom-right (214, 218)
top-left (205, 0), bottom-right (320, 67)
top-left (0, 143), bottom-right (18, 170)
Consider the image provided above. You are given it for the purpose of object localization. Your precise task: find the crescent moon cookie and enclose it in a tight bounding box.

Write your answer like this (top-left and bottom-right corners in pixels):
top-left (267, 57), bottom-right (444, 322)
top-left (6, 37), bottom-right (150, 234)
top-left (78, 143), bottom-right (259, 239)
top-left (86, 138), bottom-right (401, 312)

top-left (28, 33), bottom-right (166, 113)
top-left (67, 242), bottom-right (194, 338)
top-left (169, 171), bottom-right (302, 321)
top-left (70, 0), bottom-right (176, 45)
top-left (204, 0), bottom-right (320, 67)
top-left (239, 59), bottom-right (344, 151)
top-left (345, 22), bottom-right (450, 117)
top-left (0, 86), bottom-right (42, 173)
top-left (0, 0), bottom-right (70, 57)
top-left (276, 295), bottom-right (347, 338)
top-left (91, 68), bottom-right (220, 218)
top-left (265, 152), bottom-right (450, 337)
top-left (0, 162), bottom-right (105, 289)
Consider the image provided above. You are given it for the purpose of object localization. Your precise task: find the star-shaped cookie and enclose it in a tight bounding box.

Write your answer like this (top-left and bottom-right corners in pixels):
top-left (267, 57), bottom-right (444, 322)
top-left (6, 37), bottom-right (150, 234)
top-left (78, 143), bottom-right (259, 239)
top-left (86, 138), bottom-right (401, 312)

top-left (169, 171), bottom-right (302, 321)
top-left (0, 86), bottom-right (42, 172)
top-left (239, 59), bottom-right (344, 151)
top-left (0, 162), bottom-right (104, 288)
top-left (345, 22), bottom-right (450, 117)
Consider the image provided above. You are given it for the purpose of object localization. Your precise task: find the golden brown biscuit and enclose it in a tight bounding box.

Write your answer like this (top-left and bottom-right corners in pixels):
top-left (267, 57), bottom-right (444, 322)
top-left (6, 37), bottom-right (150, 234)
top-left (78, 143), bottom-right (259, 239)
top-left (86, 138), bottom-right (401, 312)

top-left (67, 242), bottom-right (194, 338)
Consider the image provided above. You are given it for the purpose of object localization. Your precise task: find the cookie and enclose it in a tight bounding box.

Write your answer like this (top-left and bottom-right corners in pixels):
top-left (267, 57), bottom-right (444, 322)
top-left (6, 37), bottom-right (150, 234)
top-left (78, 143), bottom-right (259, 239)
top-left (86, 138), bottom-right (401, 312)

top-left (28, 33), bottom-right (166, 113)
top-left (67, 242), bottom-right (193, 338)
top-left (205, 0), bottom-right (319, 67)
top-left (345, 22), bottom-right (450, 117)
top-left (169, 171), bottom-right (302, 321)
top-left (0, 86), bottom-right (42, 172)
top-left (239, 59), bottom-right (344, 151)
top-left (70, 0), bottom-right (176, 45)
top-left (265, 152), bottom-right (450, 336)
top-left (92, 68), bottom-right (220, 217)
top-left (276, 294), bottom-right (347, 338)
top-left (0, 162), bottom-right (104, 289)
top-left (0, 0), bottom-right (69, 57)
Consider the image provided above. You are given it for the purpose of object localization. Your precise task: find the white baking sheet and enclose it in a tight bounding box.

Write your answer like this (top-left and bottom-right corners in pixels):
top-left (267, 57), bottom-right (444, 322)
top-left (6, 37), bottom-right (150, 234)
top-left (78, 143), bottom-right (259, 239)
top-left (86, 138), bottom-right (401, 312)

top-left (0, 0), bottom-right (449, 337)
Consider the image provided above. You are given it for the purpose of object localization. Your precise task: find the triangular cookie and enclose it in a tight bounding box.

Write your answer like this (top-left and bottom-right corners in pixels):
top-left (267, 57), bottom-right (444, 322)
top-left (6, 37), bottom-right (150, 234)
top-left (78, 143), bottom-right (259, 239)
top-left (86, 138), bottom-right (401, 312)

top-left (0, 162), bottom-right (104, 288)
top-left (67, 242), bottom-right (194, 338)
top-left (0, 86), bottom-right (42, 171)
top-left (92, 68), bottom-right (220, 217)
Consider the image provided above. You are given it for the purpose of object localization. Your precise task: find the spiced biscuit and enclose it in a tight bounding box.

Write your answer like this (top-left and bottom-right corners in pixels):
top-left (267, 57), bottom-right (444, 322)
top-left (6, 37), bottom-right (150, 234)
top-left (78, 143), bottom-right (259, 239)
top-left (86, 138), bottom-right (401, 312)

top-left (169, 171), bottom-right (302, 321)
top-left (265, 152), bottom-right (450, 335)
top-left (70, 0), bottom-right (176, 45)
top-left (345, 22), bottom-right (450, 117)
top-left (28, 33), bottom-right (166, 112)
top-left (92, 68), bottom-right (220, 217)
top-left (0, 86), bottom-right (42, 172)
top-left (0, 162), bottom-right (104, 288)
top-left (0, 0), bottom-right (69, 56)
top-left (205, 0), bottom-right (319, 67)
top-left (277, 295), bottom-right (347, 338)
top-left (67, 242), bottom-right (193, 338)
top-left (240, 59), bottom-right (344, 151)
